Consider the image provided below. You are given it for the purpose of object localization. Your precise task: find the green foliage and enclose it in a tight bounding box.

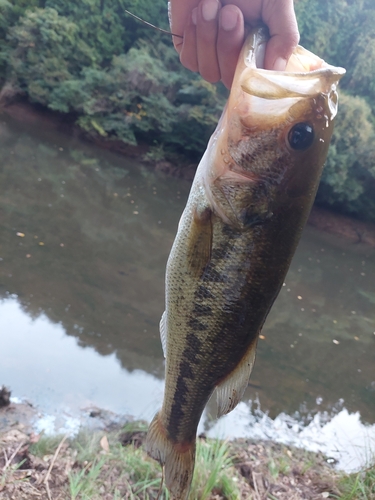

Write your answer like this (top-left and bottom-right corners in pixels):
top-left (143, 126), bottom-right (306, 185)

top-left (316, 92), bottom-right (375, 221)
top-left (7, 7), bottom-right (95, 105)
top-left (7, 0), bottom-right (45, 17)
top-left (191, 438), bottom-right (240, 500)
top-left (69, 458), bottom-right (107, 500)
top-left (44, 0), bottom-right (130, 64)
top-left (338, 465), bottom-right (375, 499)
top-left (44, 0), bottom-right (170, 62)
top-left (1, 0), bottom-right (225, 159)
top-left (0, 0), bottom-right (13, 75)
top-left (0, 0), bottom-right (374, 219)
top-left (292, 0), bottom-right (375, 221)
top-left (295, 0), bottom-right (375, 107)
top-left (28, 434), bottom-right (65, 458)
top-left (345, 10), bottom-right (375, 105)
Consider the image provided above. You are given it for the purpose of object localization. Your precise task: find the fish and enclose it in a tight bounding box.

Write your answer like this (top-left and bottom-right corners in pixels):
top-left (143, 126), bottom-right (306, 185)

top-left (146, 25), bottom-right (345, 500)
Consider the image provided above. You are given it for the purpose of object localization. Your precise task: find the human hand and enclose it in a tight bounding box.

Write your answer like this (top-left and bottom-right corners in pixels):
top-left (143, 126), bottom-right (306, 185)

top-left (169, 0), bottom-right (300, 88)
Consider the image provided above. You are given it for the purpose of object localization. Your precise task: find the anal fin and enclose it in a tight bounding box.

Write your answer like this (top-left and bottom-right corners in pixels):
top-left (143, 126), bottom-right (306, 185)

top-left (216, 340), bottom-right (257, 417)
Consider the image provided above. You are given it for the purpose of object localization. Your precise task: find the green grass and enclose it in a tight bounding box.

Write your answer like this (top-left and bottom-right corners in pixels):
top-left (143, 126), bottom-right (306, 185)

top-left (267, 447), bottom-right (318, 479)
top-left (2, 423), bottom-right (375, 500)
top-left (65, 429), bottom-right (375, 500)
top-left (28, 433), bottom-right (65, 458)
top-left (190, 438), bottom-right (240, 500)
top-left (337, 465), bottom-right (375, 499)
top-left (69, 458), bottom-right (106, 500)
top-left (67, 427), bottom-right (169, 500)
top-left (63, 427), bottom-right (241, 500)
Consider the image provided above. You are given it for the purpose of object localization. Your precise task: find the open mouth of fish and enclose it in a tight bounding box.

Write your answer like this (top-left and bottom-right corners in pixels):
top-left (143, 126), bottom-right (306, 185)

top-left (203, 26), bottom-right (345, 226)
top-left (239, 26), bottom-right (345, 121)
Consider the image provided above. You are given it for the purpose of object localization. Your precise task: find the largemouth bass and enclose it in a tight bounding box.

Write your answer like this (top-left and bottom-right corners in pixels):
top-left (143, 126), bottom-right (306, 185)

top-left (146, 26), bottom-right (345, 499)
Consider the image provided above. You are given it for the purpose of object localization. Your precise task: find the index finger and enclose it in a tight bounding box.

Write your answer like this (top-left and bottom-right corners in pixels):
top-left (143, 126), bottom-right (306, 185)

top-left (169, 0), bottom-right (200, 53)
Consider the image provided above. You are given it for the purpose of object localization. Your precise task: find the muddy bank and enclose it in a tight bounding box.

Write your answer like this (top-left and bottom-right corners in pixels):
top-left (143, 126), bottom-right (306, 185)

top-left (0, 400), bottom-right (132, 438)
top-left (1, 99), bottom-right (375, 247)
top-left (0, 99), bottom-right (197, 181)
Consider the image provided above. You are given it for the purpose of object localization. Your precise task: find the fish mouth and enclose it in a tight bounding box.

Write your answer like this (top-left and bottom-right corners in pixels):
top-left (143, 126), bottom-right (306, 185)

top-left (234, 26), bottom-right (346, 120)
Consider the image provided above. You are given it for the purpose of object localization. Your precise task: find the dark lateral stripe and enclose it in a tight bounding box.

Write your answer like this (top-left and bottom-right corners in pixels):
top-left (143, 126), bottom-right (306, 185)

top-left (179, 360), bottom-right (194, 379)
top-left (169, 376), bottom-right (189, 441)
top-left (183, 332), bottom-right (202, 361)
top-left (192, 303), bottom-right (213, 316)
top-left (196, 285), bottom-right (215, 299)
top-left (202, 266), bottom-right (227, 283)
top-left (188, 317), bottom-right (207, 331)
top-left (167, 332), bottom-right (204, 441)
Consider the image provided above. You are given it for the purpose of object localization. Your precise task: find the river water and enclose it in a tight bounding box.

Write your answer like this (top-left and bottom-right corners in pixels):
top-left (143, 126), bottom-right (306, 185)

top-left (0, 116), bottom-right (374, 471)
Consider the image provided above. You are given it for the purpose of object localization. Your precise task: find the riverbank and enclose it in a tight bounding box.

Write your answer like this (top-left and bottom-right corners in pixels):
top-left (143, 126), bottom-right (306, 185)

top-left (1, 399), bottom-right (374, 499)
top-left (1, 98), bottom-right (375, 249)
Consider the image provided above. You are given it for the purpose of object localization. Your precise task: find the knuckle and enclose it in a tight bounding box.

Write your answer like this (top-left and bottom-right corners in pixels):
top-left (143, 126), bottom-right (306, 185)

top-left (200, 69), bottom-right (220, 83)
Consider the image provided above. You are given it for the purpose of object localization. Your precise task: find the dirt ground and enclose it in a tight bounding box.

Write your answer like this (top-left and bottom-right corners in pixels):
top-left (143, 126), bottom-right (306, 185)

top-left (0, 400), bottom-right (345, 500)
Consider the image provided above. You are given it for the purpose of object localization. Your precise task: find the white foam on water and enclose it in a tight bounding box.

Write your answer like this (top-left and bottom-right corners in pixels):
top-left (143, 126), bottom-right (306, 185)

top-left (208, 401), bottom-right (375, 472)
top-left (34, 414), bottom-right (56, 436)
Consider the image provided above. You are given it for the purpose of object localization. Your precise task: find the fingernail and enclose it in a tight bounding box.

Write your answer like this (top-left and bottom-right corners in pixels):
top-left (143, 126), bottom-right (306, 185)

top-left (202, 0), bottom-right (219, 22)
top-left (192, 7), bottom-right (197, 25)
top-left (273, 57), bottom-right (287, 71)
top-left (221, 9), bottom-right (238, 31)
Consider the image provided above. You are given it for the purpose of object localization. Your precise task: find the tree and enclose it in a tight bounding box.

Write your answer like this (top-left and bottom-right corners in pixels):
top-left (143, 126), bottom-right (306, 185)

top-left (7, 8), bottom-right (95, 105)
top-left (316, 92), bottom-right (375, 221)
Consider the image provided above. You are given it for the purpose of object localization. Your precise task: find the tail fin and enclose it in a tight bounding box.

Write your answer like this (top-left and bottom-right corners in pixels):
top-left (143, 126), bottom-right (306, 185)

top-left (146, 412), bottom-right (196, 500)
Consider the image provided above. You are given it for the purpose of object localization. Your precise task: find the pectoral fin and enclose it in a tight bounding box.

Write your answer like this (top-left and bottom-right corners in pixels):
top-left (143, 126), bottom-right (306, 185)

top-left (187, 206), bottom-right (213, 278)
top-left (216, 340), bottom-right (257, 417)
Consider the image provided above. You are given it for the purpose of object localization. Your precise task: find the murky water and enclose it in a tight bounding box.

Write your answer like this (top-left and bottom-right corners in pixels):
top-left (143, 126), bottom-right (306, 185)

top-left (0, 116), bottom-right (374, 469)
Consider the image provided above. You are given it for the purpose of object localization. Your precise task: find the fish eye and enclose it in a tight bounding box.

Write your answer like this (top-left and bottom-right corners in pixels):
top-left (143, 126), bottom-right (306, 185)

top-left (288, 123), bottom-right (314, 150)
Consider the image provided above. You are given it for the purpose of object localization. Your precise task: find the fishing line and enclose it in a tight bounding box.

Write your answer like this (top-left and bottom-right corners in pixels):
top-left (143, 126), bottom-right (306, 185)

top-left (156, 466), bottom-right (164, 500)
top-left (124, 10), bottom-right (183, 38)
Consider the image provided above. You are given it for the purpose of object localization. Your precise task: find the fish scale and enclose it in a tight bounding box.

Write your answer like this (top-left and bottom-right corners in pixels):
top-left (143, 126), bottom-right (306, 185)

top-left (146, 25), bottom-right (345, 500)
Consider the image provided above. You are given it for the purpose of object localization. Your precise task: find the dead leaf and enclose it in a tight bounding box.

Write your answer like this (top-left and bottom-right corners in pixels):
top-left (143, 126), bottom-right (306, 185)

top-left (100, 435), bottom-right (110, 453)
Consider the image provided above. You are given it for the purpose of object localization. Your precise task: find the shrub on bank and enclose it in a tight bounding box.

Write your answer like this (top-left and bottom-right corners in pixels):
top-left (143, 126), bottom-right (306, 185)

top-left (1, 0), bottom-right (375, 222)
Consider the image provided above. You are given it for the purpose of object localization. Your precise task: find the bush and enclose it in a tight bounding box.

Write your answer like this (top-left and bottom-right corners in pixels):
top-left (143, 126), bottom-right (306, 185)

top-left (1, 0), bottom-right (375, 221)
top-left (316, 92), bottom-right (375, 221)
top-left (7, 8), bottom-right (95, 105)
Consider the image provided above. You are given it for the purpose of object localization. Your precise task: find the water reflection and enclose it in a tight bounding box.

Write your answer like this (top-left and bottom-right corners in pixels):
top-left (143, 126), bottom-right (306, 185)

top-left (0, 298), bottom-right (163, 420)
top-left (0, 116), bottom-right (374, 444)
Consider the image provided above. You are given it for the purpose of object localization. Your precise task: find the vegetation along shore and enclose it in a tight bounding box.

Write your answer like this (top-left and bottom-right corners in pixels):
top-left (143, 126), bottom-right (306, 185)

top-left (0, 0), bottom-right (374, 224)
